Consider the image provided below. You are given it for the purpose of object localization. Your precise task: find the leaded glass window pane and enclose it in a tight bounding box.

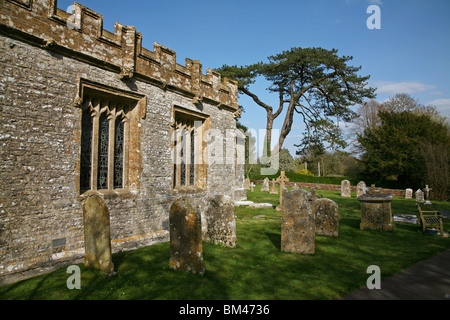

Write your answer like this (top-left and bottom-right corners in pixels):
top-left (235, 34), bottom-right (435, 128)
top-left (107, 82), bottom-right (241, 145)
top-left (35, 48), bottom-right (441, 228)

top-left (173, 128), bottom-right (177, 188)
top-left (80, 109), bottom-right (92, 191)
top-left (189, 130), bottom-right (195, 186)
top-left (114, 117), bottom-right (124, 189)
top-left (172, 112), bottom-right (203, 189)
top-left (180, 132), bottom-right (186, 186)
top-left (97, 113), bottom-right (109, 190)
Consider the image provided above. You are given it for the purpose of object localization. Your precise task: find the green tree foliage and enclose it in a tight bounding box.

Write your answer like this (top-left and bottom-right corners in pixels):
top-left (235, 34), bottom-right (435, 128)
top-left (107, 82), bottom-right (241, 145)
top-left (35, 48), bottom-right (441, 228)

top-left (358, 111), bottom-right (450, 197)
top-left (297, 149), bottom-right (363, 178)
top-left (278, 148), bottom-right (297, 172)
top-left (216, 47), bottom-right (376, 155)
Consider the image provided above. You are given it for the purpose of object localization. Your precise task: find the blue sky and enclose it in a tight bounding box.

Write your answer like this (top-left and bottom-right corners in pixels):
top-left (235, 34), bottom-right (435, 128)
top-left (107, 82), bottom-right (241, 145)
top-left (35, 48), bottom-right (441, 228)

top-left (57, 0), bottom-right (450, 156)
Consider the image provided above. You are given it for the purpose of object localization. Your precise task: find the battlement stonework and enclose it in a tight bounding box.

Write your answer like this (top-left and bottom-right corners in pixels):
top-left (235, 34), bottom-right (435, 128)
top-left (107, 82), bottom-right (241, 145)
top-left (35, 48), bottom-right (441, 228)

top-left (0, 0), bottom-right (243, 277)
top-left (0, 0), bottom-right (238, 109)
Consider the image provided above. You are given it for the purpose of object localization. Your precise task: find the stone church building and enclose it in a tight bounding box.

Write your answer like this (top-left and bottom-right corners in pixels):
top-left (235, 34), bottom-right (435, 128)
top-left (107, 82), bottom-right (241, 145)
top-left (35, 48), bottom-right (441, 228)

top-left (0, 0), bottom-right (245, 276)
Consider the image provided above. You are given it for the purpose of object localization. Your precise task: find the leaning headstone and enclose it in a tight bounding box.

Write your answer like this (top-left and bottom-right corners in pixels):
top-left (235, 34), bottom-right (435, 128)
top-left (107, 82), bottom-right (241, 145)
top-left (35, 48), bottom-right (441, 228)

top-left (244, 177), bottom-right (251, 190)
top-left (82, 194), bottom-right (114, 274)
top-left (341, 180), bottom-right (351, 198)
top-left (405, 188), bottom-right (413, 199)
top-left (315, 198), bottom-right (339, 237)
top-left (261, 177), bottom-right (270, 192)
top-left (281, 189), bottom-right (316, 254)
top-left (269, 179), bottom-right (278, 195)
top-left (204, 195), bottom-right (237, 248)
top-left (415, 189), bottom-right (424, 202)
top-left (169, 198), bottom-right (205, 275)
top-left (356, 181), bottom-right (366, 198)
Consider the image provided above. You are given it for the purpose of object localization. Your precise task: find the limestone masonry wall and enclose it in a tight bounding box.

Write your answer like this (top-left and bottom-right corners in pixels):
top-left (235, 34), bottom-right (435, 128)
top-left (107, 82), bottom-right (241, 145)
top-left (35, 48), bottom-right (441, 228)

top-left (0, 0), bottom-right (240, 276)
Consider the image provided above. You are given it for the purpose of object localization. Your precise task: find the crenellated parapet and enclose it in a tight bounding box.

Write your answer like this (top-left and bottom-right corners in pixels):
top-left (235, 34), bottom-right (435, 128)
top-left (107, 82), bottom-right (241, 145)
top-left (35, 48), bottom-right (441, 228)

top-left (0, 0), bottom-right (238, 110)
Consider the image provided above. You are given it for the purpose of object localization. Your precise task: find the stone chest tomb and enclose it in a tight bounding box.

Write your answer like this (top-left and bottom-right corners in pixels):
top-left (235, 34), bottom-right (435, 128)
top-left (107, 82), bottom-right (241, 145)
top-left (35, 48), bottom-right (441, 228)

top-left (358, 185), bottom-right (394, 231)
top-left (0, 0), bottom-right (242, 276)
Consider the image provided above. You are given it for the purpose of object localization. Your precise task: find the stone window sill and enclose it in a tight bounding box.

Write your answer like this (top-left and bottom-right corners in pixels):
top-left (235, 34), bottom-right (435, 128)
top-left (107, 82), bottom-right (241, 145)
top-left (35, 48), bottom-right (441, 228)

top-left (172, 186), bottom-right (205, 194)
top-left (78, 188), bottom-right (138, 201)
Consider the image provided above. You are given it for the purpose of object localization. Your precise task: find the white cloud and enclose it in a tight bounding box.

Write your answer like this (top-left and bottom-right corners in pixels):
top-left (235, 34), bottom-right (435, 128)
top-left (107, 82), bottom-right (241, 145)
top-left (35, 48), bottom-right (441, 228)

top-left (372, 81), bottom-right (436, 95)
top-left (426, 98), bottom-right (450, 116)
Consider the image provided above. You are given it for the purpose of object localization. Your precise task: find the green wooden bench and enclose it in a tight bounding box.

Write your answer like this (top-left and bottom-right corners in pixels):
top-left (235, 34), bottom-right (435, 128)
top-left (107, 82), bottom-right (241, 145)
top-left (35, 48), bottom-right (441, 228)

top-left (416, 204), bottom-right (444, 235)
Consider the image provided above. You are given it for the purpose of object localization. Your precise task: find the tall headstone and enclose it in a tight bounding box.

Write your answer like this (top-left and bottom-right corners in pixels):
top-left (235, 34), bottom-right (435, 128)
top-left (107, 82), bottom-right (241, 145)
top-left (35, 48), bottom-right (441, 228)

top-left (341, 180), bottom-right (351, 198)
top-left (281, 189), bottom-right (316, 254)
top-left (356, 181), bottom-right (366, 198)
top-left (261, 177), bottom-right (270, 192)
top-left (276, 171), bottom-right (290, 211)
top-left (405, 188), bottom-right (413, 199)
top-left (315, 198), bottom-right (339, 237)
top-left (204, 195), bottom-right (237, 248)
top-left (270, 179), bottom-right (278, 195)
top-left (415, 189), bottom-right (425, 202)
top-left (169, 198), bottom-right (205, 275)
top-left (82, 194), bottom-right (114, 274)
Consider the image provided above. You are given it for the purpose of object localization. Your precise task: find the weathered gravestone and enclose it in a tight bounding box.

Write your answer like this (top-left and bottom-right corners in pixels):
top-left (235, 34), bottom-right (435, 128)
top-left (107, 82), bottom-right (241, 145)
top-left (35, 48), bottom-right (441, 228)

top-left (356, 181), bottom-right (366, 198)
top-left (169, 198), bottom-right (205, 275)
top-left (405, 188), bottom-right (413, 199)
top-left (415, 189), bottom-right (425, 202)
top-left (276, 171), bottom-right (290, 211)
top-left (261, 177), bottom-right (270, 192)
top-left (82, 194), bottom-right (114, 274)
top-left (244, 177), bottom-right (251, 190)
top-left (341, 180), bottom-right (351, 198)
top-left (270, 178), bottom-right (278, 195)
top-left (204, 195), bottom-right (237, 248)
top-left (281, 189), bottom-right (316, 254)
top-left (358, 185), bottom-right (393, 231)
top-left (315, 198), bottom-right (339, 237)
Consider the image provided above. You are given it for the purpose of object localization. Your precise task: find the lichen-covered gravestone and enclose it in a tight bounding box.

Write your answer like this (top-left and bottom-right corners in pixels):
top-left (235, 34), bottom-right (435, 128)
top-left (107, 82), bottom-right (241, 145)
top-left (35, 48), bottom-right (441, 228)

top-left (204, 195), bottom-right (236, 248)
top-left (281, 189), bottom-right (316, 254)
top-left (315, 198), bottom-right (339, 237)
top-left (341, 180), bottom-right (351, 198)
top-left (169, 198), bottom-right (205, 275)
top-left (82, 194), bottom-right (114, 274)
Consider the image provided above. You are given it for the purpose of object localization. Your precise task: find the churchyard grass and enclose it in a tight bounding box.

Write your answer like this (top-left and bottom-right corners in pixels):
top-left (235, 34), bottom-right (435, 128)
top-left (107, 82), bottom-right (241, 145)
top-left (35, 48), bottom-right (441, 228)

top-left (1, 185), bottom-right (449, 300)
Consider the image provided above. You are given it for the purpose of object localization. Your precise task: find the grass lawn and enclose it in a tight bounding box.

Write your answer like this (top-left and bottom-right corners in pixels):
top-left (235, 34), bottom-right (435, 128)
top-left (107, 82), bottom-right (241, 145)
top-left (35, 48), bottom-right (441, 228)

top-left (1, 185), bottom-right (449, 300)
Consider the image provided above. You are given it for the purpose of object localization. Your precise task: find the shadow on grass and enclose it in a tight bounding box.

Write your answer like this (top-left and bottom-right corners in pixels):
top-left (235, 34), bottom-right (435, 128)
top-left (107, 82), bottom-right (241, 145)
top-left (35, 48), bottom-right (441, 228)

top-left (265, 232), bottom-right (281, 250)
